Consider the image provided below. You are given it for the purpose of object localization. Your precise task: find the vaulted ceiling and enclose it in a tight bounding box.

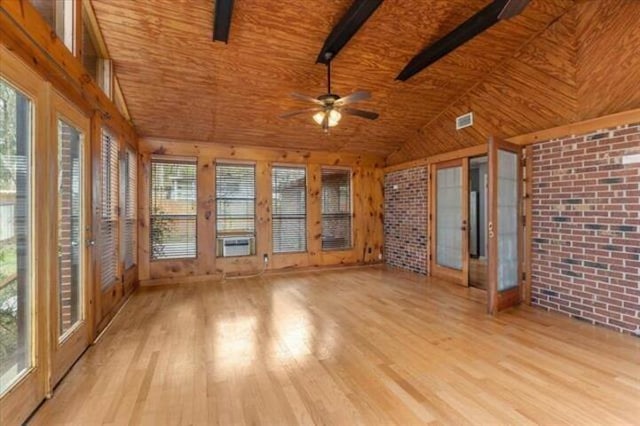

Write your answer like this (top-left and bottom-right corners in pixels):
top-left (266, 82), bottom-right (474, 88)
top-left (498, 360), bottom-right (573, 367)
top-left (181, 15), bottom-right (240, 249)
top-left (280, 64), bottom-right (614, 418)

top-left (92, 0), bottom-right (640, 163)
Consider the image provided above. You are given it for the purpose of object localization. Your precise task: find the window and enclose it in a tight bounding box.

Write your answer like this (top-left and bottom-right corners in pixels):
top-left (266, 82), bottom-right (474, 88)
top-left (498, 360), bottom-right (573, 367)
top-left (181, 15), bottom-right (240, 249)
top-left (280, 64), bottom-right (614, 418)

top-left (31, 0), bottom-right (75, 52)
top-left (121, 148), bottom-right (136, 269)
top-left (216, 163), bottom-right (255, 256)
top-left (150, 156), bottom-right (197, 260)
top-left (0, 79), bottom-right (33, 394)
top-left (272, 166), bottom-right (306, 253)
top-left (82, 6), bottom-right (112, 97)
top-left (321, 168), bottom-right (352, 250)
top-left (57, 118), bottom-right (84, 337)
top-left (100, 129), bottom-right (118, 289)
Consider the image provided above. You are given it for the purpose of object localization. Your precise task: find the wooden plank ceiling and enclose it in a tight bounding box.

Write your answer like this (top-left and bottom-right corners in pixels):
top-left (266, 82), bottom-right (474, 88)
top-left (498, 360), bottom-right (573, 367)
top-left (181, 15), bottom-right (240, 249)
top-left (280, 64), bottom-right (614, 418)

top-left (92, 0), bottom-right (575, 159)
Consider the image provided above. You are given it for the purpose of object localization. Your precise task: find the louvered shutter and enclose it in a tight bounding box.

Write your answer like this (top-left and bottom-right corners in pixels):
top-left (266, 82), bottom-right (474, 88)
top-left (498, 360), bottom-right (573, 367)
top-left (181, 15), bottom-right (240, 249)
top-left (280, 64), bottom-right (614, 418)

top-left (321, 168), bottom-right (352, 250)
top-left (150, 156), bottom-right (197, 260)
top-left (272, 166), bottom-right (306, 253)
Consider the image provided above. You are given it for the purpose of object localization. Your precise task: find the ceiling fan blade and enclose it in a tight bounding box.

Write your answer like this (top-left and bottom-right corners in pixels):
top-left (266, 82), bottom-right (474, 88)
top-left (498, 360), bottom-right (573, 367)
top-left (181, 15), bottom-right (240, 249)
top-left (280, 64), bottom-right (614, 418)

top-left (334, 90), bottom-right (371, 106)
top-left (342, 107), bottom-right (379, 120)
top-left (290, 92), bottom-right (324, 105)
top-left (498, 0), bottom-right (531, 20)
top-left (279, 107), bottom-right (322, 119)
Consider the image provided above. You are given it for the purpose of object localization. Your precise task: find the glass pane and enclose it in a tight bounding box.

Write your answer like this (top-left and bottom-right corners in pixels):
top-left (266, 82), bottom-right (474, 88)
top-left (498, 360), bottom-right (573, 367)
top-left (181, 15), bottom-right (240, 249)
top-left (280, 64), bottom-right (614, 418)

top-left (100, 130), bottom-right (119, 288)
top-left (497, 150), bottom-right (519, 291)
top-left (121, 149), bottom-right (136, 269)
top-left (215, 163), bottom-right (255, 236)
top-left (321, 168), bottom-right (351, 250)
top-left (436, 166), bottom-right (462, 270)
top-left (0, 79), bottom-right (32, 394)
top-left (272, 166), bottom-right (306, 253)
top-left (58, 119), bottom-right (83, 337)
top-left (31, 0), bottom-right (74, 52)
top-left (151, 157), bottom-right (197, 260)
top-left (82, 9), bottom-right (99, 83)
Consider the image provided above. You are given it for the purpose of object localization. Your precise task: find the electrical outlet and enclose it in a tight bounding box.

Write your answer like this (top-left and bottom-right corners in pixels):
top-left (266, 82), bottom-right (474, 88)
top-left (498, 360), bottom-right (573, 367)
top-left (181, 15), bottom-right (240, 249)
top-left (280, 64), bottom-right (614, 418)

top-left (263, 253), bottom-right (269, 264)
top-left (378, 253), bottom-right (383, 260)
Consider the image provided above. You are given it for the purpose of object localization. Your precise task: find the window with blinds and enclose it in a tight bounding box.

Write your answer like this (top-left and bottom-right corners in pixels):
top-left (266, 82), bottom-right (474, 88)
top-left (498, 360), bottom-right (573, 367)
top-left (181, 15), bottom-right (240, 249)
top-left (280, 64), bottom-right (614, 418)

top-left (216, 163), bottom-right (256, 256)
top-left (100, 129), bottom-right (119, 289)
top-left (321, 168), bottom-right (352, 250)
top-left (121, 148), bottom-right (136, 269)
top-left (150, 156), bottom-right (197, 260)
top-left (272, 166), bottom-right (306, 253)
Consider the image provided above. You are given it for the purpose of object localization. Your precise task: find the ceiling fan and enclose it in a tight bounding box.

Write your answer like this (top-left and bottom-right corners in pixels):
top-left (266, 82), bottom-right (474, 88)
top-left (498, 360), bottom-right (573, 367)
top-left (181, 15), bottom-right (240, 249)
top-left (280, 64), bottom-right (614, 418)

top-left (280, 52), bottom-right (379, 132)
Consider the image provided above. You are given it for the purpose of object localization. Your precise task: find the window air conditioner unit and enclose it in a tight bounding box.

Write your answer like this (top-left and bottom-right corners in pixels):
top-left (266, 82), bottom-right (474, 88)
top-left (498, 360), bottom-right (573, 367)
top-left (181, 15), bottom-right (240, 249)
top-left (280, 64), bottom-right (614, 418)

top-left (221, 236), bottom-right (253, 257)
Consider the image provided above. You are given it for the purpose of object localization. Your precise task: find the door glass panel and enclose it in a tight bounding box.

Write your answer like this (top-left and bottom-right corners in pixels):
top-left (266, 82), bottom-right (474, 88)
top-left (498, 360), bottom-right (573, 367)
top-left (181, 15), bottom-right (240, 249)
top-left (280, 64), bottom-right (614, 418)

top-left (436, 166), bottom-right (462, 270)
top-left (497, 150), bottom-right (519, 291)
top-left (57, 119), bottom-right (83, 337)
top-left (0, 79), bottom-right (32, 394)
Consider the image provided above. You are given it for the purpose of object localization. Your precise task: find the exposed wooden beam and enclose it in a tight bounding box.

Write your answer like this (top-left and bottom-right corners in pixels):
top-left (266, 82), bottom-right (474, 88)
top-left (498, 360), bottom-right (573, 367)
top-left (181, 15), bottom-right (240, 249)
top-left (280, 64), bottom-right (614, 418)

top-left (395, 0), bottom-right (530, 81)
top-left (316, 0), bottom-right (383, 64)
top-left (213, 0), bottom-right (234, 43)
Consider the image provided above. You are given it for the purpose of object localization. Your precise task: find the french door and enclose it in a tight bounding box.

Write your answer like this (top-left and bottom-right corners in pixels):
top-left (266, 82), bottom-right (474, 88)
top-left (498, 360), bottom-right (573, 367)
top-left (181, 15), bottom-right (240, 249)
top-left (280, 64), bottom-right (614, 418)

top-left (487, 137), bottom-right (523, 314)
top-left (49, 92), bottom-right (92, 387)
top-left (0, 47), bottom-right (47, 426)
top-left (430, 159), bottom-right (469, 286)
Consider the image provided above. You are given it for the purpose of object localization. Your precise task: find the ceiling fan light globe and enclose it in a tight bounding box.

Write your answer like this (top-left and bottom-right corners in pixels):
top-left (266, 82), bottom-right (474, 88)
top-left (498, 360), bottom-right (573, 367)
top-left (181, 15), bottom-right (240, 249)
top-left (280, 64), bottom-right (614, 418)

top-left (313, 111), bottom-right (325, 125)
top-left (313, 110), bottom-right (342, 127)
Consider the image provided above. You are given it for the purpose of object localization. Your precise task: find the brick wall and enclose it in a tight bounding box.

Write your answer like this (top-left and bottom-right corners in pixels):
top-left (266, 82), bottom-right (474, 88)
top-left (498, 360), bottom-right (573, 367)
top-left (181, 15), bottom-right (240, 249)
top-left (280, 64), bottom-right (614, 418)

top-left (384, 167), bottom-right (428, 274)
top-left (531, 124), bottom-right (640, 335)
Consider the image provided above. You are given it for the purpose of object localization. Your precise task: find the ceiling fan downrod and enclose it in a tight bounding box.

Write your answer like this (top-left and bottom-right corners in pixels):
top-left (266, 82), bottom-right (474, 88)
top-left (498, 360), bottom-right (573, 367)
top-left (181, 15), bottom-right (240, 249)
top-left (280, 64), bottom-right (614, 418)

top-left (324, 52), bottom-right (333, 95)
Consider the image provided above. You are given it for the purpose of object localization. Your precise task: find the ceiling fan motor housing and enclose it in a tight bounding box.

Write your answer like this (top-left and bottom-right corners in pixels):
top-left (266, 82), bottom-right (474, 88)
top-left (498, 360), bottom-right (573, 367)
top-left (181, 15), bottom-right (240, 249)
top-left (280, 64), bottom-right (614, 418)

top-left (318, 93), bottom-right (341, 105)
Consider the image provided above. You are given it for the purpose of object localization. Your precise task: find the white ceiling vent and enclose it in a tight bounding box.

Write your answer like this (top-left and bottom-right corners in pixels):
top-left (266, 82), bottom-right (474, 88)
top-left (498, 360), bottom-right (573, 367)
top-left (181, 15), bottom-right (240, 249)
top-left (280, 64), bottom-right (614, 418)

top-left (456, 112), bottom-right (474, 130)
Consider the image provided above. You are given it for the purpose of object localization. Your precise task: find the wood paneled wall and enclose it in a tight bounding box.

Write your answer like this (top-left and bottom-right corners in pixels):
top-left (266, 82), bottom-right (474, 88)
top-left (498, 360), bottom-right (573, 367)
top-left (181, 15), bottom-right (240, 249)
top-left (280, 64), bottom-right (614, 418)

top-left (0, 0), bottom-right (138, 333)
top-left (0, 0), bottom-right (135, 142)
top-left (137, 139), bottom-right (385, 283)
top-left (387, 0), bottom-right (640, 165)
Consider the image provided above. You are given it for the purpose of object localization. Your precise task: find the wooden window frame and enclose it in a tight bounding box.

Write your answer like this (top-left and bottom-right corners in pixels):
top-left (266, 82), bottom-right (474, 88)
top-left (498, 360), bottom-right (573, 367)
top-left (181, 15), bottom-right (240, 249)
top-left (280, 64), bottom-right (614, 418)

top-left (81, 0), bottom-right (112, 99)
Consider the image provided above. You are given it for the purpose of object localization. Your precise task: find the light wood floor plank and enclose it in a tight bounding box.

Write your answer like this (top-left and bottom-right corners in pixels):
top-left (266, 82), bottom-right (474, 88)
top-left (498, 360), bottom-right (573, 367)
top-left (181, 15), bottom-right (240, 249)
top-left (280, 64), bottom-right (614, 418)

top-left (29, 266), bottom-right (640, 425)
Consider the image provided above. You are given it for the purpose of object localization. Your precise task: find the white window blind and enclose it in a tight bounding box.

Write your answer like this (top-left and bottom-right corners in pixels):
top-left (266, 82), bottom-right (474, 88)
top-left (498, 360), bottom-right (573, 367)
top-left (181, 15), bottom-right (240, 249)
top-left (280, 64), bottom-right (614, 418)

top-left (150, 156), bottom-right (197, 260)
top-left (100, 129), bottom-right (119, 288)
top-left (321, 168), bottom-right (352, 250)
top-left (121, 148), bottom-right (136, 269)
top-left (216, 163), bottom-right (256, 235)
top-left (272, 166), bottom-right (306, 253)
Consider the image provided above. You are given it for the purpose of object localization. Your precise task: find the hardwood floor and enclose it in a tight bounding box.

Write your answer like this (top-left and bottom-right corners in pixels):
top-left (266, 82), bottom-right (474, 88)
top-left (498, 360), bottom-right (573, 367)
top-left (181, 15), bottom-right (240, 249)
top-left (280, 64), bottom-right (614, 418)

top-left (29, 266), bottom-right (640, 425)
